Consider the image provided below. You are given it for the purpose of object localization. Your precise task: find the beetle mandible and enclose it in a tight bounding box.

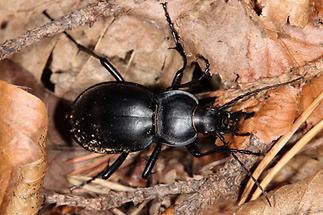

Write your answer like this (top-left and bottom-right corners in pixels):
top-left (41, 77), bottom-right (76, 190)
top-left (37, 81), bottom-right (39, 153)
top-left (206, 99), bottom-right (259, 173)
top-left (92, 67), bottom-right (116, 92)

top-left (60, 3), bottom-right (299, 186)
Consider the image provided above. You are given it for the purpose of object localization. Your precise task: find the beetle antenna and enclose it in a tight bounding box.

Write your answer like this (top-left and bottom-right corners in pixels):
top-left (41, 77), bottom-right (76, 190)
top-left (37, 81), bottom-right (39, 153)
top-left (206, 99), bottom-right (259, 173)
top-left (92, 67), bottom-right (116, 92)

top-left (218, 77), bottom-right (303, 111)
top-left (231, 152), bottom-right (272, 206)
top-left (215, 132), bottom-right (272, 206)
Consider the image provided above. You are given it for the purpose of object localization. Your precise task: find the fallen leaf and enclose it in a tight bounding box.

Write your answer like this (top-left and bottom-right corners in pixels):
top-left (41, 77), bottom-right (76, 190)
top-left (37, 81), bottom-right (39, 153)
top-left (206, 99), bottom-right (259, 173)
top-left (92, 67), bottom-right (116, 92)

top-left (0, 59), bottom-right (75, 192)
top-left (261, 0), bottom-right (309, 29)
top-left (236, 170), bottom-right (323, 214)
top-left (0, 80), bottom-right (48, 214)
top-left (61, 9), bottom-right (184, 100)
top-left (233, 85), bottom-right (300, 148)
top-left (299, 74), bottom-right (323, 127)
top-left (272, 142), bottom-right (323, 185)
top-left (0, 59), bottom-right (45, 99)
top-left (0, 1), bottom-right (322, 214)
top-left (161, 207), bottom-right (174, 215)
top-left (177, 0), bottom-right (322, 84)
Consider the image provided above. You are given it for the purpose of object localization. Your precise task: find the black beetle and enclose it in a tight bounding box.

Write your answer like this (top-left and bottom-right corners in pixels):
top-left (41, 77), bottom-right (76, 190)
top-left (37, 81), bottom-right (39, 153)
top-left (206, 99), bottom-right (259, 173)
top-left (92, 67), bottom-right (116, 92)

top-left (47, 3), bottom-right (300, 186)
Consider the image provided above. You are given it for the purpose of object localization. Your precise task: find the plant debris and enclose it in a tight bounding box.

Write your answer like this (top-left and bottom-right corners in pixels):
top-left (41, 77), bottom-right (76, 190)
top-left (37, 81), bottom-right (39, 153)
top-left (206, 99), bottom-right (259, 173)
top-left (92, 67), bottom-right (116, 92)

top-left (0, 80), bottom-right (48, 214)
top-left (0, 0), bottom-right (322, 214)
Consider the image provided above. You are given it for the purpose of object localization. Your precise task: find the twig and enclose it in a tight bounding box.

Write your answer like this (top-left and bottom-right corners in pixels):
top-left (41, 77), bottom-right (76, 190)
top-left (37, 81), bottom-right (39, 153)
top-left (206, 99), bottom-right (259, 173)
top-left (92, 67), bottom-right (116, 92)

top-left (130, 200), bottom-right (149, 215)
top-left (68, 176), bottom-right (136, 192)
top-left (111, 208), bottom-right (126, 215)
top-left (0, 1), bottom-right (126, 60)
top-left (43, 136), bottom-right (262, 214)
top-left (44, 178), bottom-right (206, 210)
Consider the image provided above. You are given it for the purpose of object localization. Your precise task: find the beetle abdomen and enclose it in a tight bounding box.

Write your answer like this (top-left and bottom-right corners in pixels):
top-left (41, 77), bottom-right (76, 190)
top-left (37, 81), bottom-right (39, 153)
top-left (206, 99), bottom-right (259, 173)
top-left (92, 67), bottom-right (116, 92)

top-left (70, 82), bottom-right (156, 153)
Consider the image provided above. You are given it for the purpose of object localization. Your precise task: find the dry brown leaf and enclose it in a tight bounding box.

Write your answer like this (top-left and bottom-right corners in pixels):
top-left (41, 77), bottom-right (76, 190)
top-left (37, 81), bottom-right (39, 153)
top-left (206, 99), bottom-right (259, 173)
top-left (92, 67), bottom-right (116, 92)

top-left (299, 74), bottom-right (323, 127)
top-left (9, 1), bottom-right (192, 100)
top-left (199, 203), bottom-right (236, 215)
top-left (63, 13), bottom-right (182, 100)
top-left (272, 140), bottom-right (323, 185)
top-left (0, 0), bottom-right (99, 80)
top-left (0, 59), bottom-right (75, 192)
top-left (0, 80), bottom-right (48, 215)
top-left (0, 59), bottom-right (46, 99)
top-left (0, 1), bottom-right (321, 214)
top-left (161, 207), bottom-right (174, 215)
top-left (178, 0), bottom-right (322, 84)
top-left (236, 170), bottom-right (323, 214)
top-left (1, 0), bottom-right (321, 94)
top-left (40, 205), bottom-right (83, 215)
top-left (260, 0), bottom-right (310, 29)
top-left (233, 85), bottom-right (300, 148)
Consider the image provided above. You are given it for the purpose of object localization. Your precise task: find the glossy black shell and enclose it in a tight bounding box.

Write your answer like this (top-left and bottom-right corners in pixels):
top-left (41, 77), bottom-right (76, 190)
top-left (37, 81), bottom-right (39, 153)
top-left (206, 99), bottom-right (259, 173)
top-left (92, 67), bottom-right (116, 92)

top-left (157, 90), bottom-right (198, 146)
top-left (69, 82), bottom-right (199, 154)
top-left (69, 82), bottom-right (157, 153)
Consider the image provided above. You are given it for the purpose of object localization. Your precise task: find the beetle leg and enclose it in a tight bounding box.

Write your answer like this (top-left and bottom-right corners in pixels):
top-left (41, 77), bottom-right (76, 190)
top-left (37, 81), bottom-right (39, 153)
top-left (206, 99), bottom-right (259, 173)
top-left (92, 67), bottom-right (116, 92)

top-left (233, 131), bottom-right (251, 136)
top-left (215, 132), bottom-right (271, 205)
top-left (101, 151), bottom-right (129, 179)
top-left (215, 132), bottom-right (263, 156)
top-left (186, 141), bottom-right (230, 157)
top-left (198, 96), bottom-right (218, 108)
top-left (69, 151), bottom-right (129, 190)
top-left (186, 140), bottom-right (262, 157)
top-left (142, 143), bottom-right (162, 178)
top-left (161, 2), bottom-right (187, 90)
top-left (99, 57), bottom-right (125, 82)
top-left (177, 55), bottom-right (216, 92)
top-left (230, 111), bottom-right (255, 121)
top-left (43, 11), bottom-right (125, 82)
top-left (222, 111), bottom-right (254, 135)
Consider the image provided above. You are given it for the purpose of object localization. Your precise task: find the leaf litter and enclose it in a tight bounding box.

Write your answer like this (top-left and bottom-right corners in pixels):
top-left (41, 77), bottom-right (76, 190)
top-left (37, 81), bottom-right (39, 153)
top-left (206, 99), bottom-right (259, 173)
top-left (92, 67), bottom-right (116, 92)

top-left (0, 0), bottom-right (322, 214)
top-left (0, 80), bottom-right (48, 215)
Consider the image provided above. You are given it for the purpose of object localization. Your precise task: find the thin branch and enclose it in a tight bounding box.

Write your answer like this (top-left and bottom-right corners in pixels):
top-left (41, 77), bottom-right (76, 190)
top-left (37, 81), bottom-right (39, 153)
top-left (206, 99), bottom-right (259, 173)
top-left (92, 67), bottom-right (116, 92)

top-left (0, 1), bottom-right (127, 60)
top-left (44, 178), bottom-right (206, 210)
top-left (43, 137), bottom-right (263, 214)
top-left (44, 152), bottom-right (259, 213)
